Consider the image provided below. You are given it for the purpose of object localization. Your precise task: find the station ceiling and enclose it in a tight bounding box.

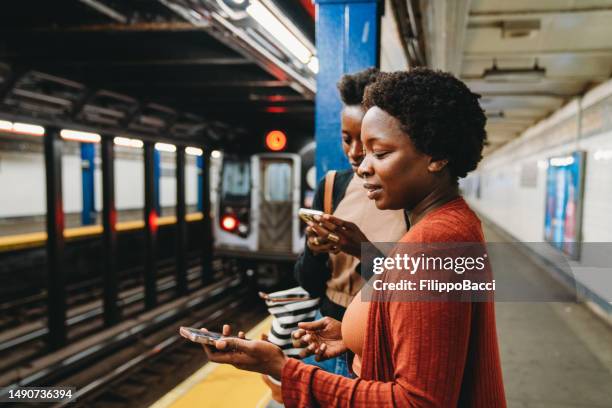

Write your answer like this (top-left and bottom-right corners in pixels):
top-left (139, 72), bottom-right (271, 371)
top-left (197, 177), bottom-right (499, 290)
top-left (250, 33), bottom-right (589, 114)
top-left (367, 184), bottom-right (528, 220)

top-left (0, 0), bottom-right (316, 152)
top-left (458, 0), bottom-right (612, 153)
top-left (416, 0), bottom-right (612, 154)
top-left (4, 1), bottom-right (608, 157)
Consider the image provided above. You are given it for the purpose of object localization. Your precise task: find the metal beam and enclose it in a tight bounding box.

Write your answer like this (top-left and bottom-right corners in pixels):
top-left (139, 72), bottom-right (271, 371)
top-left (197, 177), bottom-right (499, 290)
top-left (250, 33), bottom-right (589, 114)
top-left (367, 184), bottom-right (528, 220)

top-left (470, 6), bottom-right (612, 19)
top-left (420, 0), bottom-right (472, 75)
top-left (0, 69), bottom-right (24, 102)
top-left (158, 0), bottom-right (316, 98)
top-left (78, 0), bottom-right (128, 23)
top-left (464, 49), bottom-right (612, 60)
top-left (199, 156), bottom-right (213, 285)
top-left (44, 127), bottom-right (66, 350)
top-left (37, 57), bottom-right (252, 67)
top-left (175, 146), bottom-right (188, 296)
top-left (143, 142), bottom-right (158, 310)
top-left (389, 0), bottom-right (426, 66)
top-left (43, 21), bottom-right (204, 32)
top-left (108, 80), bottom-right (290, 88)
top-left (473, 91), bottom-right (577, 98)
top-left (0, 111), bottom-right (201, 147)
top-left (101, 135), bottom-right (120, 326)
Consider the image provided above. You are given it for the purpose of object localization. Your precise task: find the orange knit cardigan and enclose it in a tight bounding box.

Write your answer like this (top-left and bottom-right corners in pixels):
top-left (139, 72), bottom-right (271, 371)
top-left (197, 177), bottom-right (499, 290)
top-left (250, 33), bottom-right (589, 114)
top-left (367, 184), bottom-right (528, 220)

top-left (281, 197), bottom-right (506, 407)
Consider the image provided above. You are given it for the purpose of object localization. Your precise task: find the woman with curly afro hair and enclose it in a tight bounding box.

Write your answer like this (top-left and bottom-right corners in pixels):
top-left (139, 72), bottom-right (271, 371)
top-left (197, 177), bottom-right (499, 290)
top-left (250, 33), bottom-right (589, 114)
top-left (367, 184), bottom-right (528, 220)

top-left (200, 69), bottom-right (507, 407)
top-left (294, 67), bottom-right (408, 376)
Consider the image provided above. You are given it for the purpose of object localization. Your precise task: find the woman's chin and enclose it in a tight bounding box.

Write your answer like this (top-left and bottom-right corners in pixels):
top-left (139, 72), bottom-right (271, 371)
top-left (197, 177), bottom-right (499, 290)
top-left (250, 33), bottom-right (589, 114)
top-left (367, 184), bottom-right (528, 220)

top-left (372, 197), bottom-right (390, 210)
top-left (373, 195), bottom-right (405, 211)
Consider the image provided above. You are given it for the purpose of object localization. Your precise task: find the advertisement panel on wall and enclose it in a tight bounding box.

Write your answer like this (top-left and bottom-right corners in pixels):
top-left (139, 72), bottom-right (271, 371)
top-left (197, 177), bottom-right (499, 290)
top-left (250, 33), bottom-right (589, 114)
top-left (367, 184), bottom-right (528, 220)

top-left (543, 151), bottom-right (586, 260)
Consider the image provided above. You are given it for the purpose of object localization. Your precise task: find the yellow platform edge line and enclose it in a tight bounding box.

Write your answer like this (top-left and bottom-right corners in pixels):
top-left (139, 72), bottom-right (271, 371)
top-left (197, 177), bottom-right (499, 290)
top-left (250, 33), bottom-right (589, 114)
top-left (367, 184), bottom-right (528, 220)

top-left (255, 390), bottom-right (273, 408)
top-left (149, 316), bottom-right (273, 408)
top-left (0, 212), bottom-right (204, 252)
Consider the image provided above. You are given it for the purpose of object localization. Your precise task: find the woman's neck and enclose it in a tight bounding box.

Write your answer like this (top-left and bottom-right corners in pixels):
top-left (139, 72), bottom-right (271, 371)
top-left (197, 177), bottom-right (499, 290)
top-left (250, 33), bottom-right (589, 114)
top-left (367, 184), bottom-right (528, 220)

top-left (408, 183), bottom-right (459, 226)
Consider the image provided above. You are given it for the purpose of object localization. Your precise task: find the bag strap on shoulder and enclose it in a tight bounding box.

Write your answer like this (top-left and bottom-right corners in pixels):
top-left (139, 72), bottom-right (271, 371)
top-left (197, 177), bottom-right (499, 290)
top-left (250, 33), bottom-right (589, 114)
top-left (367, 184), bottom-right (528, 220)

top-left (323, 170), bottom-right (336, 214)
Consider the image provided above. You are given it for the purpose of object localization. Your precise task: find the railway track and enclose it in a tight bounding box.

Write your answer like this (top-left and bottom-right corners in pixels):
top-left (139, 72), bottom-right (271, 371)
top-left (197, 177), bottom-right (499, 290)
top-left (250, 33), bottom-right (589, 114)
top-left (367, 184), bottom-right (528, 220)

top-left (0, 261), bottom-right (218, 375)
top-left (0, 273), bottom-right (263, 407)
top-left (56, 293), bottom-right (266, 408)
top-left (0, 254), bottom-right (201, 330)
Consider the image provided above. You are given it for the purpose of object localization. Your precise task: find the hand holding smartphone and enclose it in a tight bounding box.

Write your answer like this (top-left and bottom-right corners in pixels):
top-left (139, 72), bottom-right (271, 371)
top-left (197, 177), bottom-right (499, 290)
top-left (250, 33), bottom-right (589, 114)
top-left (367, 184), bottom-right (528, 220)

top-left (179, 327), bottom-right (224, 346)
top-left (298, 208), bottom-right (324, 224)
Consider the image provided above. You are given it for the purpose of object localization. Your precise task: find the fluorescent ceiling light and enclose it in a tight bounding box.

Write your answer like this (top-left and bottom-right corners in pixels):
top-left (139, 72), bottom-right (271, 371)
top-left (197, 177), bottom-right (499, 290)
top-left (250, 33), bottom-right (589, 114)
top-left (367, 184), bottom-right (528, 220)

top-left (60, 129), bottom-right (101, 143)
top-left (594, 149), bottom-right (612, 161)
top-left (483, 60), bottom-right (546, 83)
top-left (114, 136), bottom-right (143, 148)
top-left (246, 1), bottom-right (312, 64)
top-left (307, 56), bottom-right (319, 74)
top-left (502, 20), bottom-right (540, 39)
top-left (0, 120), bottom-right (12, 131)
top-left (185, 146), bottom-right (204, 156)
top-left (549, 156), bottom-right (574, 167)
top-left (211, 150), bottom-right (222, 159)
top-left (216, 0), bottom-right (249, 20)
top-left (485, 110), bottom-right (504, 119)
top-left (155, 142), bottom-right (176, 152)
top-left (11, 122), bottom-right (46, 136)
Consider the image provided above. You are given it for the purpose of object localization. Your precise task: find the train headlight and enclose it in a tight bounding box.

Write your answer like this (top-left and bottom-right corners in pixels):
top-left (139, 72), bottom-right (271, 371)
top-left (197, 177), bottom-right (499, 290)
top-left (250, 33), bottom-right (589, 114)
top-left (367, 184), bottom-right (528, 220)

top-left (221, 214), bottom-right (239, 231)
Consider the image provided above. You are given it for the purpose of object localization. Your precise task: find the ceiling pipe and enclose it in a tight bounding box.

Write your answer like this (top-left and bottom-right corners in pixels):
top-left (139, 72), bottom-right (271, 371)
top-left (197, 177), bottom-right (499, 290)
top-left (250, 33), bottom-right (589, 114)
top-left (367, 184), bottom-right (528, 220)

top-left (78, 0), bottom-right (128, 23)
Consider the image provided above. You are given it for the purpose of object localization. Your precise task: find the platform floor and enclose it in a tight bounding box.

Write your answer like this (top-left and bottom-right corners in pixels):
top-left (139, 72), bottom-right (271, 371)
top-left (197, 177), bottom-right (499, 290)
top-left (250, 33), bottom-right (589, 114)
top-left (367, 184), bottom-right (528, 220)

top-left (484, 222), bottom-right (612, 408)
top-left (150, 221), bottom-right (612, 408)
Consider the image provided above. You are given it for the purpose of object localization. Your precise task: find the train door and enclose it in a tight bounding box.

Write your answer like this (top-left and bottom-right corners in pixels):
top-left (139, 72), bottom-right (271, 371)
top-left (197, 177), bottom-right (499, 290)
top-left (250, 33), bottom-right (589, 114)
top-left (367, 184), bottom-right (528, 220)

top-left (213, 157), bottom-right (257, 252)
top-left (252, 154), bottom-right (302, 256)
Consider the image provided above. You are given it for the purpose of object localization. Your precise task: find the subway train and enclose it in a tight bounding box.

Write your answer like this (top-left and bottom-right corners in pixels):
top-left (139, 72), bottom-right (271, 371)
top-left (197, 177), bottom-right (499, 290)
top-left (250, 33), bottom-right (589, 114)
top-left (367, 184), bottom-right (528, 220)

top-left (210, 142), bottom-right (316, 282)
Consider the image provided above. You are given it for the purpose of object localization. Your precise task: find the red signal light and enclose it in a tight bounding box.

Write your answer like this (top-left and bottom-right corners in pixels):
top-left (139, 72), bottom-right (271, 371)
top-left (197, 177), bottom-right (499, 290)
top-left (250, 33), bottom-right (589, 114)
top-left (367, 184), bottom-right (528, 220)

top-left (265, 130), bottom-right (287, 151)
top-left (221, 214), bottom-right (238, 231)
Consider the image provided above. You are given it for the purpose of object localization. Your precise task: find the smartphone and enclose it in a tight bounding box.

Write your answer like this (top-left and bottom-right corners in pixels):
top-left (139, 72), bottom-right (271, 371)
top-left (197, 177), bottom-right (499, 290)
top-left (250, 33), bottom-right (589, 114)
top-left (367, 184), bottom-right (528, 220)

top-left (179, 327), bottom-right (223, 346)
top-left (299, 208), bottom-right (324, 224)
top-left (259, 291), bottom-right (311, 302)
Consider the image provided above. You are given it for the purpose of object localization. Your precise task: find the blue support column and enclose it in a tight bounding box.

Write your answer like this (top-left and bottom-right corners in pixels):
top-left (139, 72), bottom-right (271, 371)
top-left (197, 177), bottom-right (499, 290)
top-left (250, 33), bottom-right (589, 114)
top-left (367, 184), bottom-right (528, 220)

top-left (196, 155), bottom-right (203, 212)
top-left (154, 148), bottom-right (161, 215)
top-left (80, 143), bottom-right (96, 225)
top-left (314, 0), bottom-right (382, 178)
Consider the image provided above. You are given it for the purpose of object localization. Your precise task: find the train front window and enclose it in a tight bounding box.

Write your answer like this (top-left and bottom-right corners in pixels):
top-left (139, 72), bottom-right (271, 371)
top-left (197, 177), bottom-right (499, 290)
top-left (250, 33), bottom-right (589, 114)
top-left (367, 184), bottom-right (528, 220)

top-left (264, 162), bottom-right (291, 202)
top-left (221, 161), bottom-right (250, 201)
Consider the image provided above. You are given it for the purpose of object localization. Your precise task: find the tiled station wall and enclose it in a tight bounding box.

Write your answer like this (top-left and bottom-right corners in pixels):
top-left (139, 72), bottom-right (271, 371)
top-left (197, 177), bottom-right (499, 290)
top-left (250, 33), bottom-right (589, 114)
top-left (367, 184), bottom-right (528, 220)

top-left (463, 79), bottom-right (612, 305)
top-left (0, 146), bottom-right (199, 218)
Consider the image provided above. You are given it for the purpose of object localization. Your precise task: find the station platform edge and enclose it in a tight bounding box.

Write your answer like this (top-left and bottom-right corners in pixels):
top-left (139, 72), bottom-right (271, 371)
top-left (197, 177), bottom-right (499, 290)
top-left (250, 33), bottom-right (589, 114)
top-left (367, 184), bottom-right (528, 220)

top-left (150, 317), bottom-right (273, 408)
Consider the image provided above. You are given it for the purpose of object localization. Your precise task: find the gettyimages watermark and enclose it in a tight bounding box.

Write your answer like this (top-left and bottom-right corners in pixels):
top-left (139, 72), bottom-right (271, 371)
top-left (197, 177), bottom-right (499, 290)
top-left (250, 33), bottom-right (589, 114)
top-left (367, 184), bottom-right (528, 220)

top-left (360, 242), bottom-right (612, 303)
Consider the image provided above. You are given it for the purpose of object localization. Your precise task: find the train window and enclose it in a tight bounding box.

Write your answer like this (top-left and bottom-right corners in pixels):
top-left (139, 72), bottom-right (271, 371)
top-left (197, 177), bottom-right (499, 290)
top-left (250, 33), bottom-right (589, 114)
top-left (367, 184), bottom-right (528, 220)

top-left (221, 161), bottom-right (250, 201)
top-left (264, 162), bottom-right (291, 202)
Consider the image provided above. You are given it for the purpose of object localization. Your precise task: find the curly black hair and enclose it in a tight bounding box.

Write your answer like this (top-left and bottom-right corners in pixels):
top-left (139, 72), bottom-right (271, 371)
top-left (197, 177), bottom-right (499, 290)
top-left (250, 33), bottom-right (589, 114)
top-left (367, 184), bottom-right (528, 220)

top-left (337, 67), bottom-right (380, 105)
top-left (362, 68), bottom-right (487, 179)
